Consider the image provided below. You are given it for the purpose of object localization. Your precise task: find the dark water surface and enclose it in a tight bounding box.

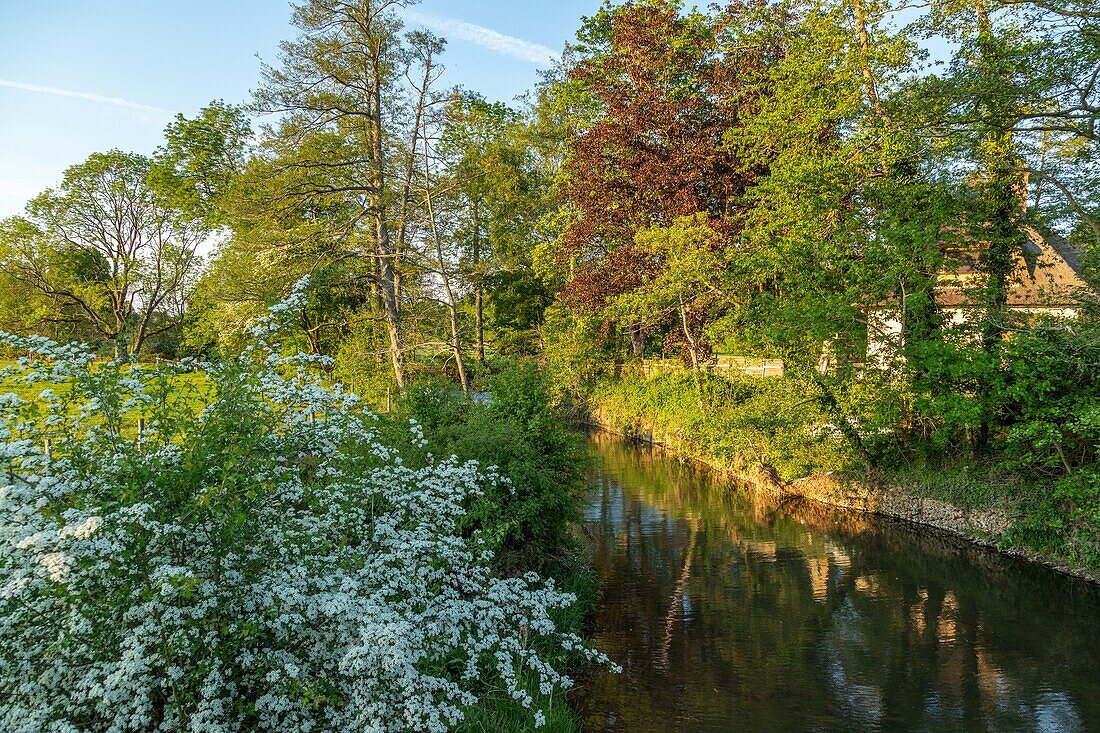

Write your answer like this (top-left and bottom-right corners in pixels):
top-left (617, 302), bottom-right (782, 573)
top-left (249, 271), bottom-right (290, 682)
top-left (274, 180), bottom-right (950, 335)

top-left (575, 434), bottom-right (1100, 733)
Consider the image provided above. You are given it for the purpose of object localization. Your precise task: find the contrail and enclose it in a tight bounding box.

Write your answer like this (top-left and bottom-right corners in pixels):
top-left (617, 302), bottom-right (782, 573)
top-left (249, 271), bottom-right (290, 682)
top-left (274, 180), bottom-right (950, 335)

top-left (401, 8), bottom-right (557, 65)
top-left (0, 78), bottom-right (175, 117)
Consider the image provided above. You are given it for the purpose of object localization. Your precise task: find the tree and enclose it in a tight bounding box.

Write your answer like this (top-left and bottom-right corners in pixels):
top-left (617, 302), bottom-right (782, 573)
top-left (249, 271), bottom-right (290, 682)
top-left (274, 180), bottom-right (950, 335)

top-left (149, 101), bottom-right (253, 226)
top-left (553, 0), bottom-right (771, 357)
top-left (437, 92), bottom-right (547, 362)
top-left (995, 0), bottom-right (1100, 241)
top-left (0, 233), bottom-right (83, 345)
top-left (0, 151), bottom-right (205, 357)
top-left (252, 0), bottom-right (441, 390)
top-left (727, 0), bottom-right (953, 363)
top-left (617, 215), bottom-right (730, 396)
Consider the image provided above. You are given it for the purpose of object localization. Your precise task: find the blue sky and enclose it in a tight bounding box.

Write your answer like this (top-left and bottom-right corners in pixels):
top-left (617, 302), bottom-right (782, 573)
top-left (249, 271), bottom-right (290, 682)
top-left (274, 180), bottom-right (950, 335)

top-left (0, 0), bottom-right (602, 217)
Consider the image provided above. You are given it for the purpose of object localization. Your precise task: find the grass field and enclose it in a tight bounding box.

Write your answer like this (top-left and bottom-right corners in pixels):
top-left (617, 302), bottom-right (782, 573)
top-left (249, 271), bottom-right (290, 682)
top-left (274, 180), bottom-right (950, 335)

top-left (1, 359), bottom-right (215, 441)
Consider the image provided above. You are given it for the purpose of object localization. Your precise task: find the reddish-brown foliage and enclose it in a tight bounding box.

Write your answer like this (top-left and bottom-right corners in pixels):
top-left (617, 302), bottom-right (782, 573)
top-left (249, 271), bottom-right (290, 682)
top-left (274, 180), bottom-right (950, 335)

top-left (559, 1), bottom-right (772, 313)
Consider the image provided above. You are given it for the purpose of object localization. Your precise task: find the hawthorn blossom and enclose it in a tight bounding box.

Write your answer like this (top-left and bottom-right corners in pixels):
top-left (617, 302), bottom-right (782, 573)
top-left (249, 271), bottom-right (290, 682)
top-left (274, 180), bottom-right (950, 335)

top-left (0, 284), bottom-right (615, 732)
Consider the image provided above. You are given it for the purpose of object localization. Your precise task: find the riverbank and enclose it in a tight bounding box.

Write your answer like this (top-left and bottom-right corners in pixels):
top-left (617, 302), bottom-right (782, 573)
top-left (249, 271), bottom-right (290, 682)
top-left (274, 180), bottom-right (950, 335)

top-left (582, 387), bottom-right (1100, 586)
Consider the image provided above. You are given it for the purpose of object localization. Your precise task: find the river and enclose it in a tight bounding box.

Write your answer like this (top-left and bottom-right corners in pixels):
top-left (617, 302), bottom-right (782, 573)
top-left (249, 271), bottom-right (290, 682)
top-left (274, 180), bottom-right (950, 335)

top-left (575, 433), bottom-right (1100, 733)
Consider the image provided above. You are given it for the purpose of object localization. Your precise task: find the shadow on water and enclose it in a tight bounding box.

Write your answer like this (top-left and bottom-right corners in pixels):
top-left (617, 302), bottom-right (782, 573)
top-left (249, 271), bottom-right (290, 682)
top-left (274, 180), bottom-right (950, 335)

top-left (574, 432), bottom-right (1100, 733)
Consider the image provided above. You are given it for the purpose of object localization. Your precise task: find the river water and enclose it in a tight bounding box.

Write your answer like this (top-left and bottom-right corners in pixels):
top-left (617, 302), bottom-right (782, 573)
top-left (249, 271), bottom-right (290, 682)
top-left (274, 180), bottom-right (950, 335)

top-left (575, 433), bottom-right (1100, 733)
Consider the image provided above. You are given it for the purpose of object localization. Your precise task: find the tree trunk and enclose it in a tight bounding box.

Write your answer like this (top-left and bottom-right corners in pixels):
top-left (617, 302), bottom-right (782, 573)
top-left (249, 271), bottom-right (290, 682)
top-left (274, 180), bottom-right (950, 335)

top-left (850, 0), bottom-right (889, 125)
top-left (979, 162), bottom-right (1017, 354)
top-left (972, 0), bottom-right (1023, 451)
top-left (629, 323), bottom-right (645, 357)
top-left (472, 199), bottom-right (485, 363)
top-left (394, 44), bottom-right (436, 305)
top-left (423, 137), bottom-right (470, 396)
top-left (449, 300), bottom-right (470, 396)
top-left (678, 292), bottom-right (704, 406)
top-left (370, 54), bottom-right (405, 391)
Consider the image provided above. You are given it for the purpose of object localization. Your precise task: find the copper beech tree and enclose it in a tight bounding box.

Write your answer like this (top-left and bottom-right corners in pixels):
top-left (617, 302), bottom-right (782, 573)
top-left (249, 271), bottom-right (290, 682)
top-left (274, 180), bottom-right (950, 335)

top-left (555, 0), bottom-right (775, 357)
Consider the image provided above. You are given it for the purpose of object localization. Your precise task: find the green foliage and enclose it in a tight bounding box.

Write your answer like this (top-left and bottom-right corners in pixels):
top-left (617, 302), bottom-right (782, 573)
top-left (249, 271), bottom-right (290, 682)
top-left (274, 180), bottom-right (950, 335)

top-left (538, 303), bottom-right (616, 400)
top-left (1010, 470), bottom-right (1100, 569)
top-left (999, 324), bottom-right (1100, 472)
top-left (149, 101), bottom-right (252, 225)
top-left (486, 268), bottom-right (555, 355)
top-left (905, 338), bottom-right (1002, 452)
top-left (613, 216), bottom-right (729, 338)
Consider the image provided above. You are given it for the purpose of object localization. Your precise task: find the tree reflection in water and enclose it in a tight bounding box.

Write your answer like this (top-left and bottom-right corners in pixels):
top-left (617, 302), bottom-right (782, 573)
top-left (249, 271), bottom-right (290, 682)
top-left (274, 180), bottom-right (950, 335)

top-left (575, 433), bottom-right (1100, 733)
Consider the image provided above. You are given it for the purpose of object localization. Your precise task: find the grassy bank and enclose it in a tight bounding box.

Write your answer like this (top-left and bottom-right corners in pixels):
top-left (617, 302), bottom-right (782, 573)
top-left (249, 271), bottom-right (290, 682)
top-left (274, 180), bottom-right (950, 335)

top-left (1, 358), bottom-right (212, 430)
top-left (583, 367), bottom-right (1100, 576)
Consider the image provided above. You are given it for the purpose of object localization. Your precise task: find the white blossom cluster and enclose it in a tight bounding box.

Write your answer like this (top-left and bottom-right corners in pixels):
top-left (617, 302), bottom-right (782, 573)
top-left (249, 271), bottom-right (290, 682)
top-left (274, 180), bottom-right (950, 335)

top-left (0, 285), bottom-right (614, 732)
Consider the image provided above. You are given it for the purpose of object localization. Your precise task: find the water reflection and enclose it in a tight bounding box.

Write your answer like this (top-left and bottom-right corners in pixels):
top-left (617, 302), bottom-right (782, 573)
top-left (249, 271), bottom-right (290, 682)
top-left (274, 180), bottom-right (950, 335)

top-left (576, 434), bottom-right (1100, 733)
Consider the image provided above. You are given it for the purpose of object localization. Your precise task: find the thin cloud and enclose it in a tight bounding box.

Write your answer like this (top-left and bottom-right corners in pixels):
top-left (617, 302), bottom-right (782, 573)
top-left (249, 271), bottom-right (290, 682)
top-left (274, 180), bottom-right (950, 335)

top-left (401, 9), bottom-right (557, 65)
top-left (0, 78), bottom-right (175, 118)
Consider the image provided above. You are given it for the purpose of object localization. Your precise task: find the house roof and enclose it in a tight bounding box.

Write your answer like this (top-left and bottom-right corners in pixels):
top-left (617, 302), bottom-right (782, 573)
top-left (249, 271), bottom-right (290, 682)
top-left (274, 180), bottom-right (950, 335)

top-left (936, 226), bottom-right (1088, 308)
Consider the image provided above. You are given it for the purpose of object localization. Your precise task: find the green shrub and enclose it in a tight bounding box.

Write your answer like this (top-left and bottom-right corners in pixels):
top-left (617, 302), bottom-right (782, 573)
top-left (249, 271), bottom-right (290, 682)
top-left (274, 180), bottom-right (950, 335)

top-left (993, 324), bottom-right (1100, 567)
top-left (373, 363), bottom-right (599, 732)
top-left (380, 361), bottom-right (589, 573)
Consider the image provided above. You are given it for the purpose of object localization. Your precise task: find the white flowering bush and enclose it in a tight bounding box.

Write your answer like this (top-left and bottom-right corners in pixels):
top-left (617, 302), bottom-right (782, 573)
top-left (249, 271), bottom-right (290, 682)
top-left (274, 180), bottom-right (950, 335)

top-left (0, 284), bottom-right (613, 732)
